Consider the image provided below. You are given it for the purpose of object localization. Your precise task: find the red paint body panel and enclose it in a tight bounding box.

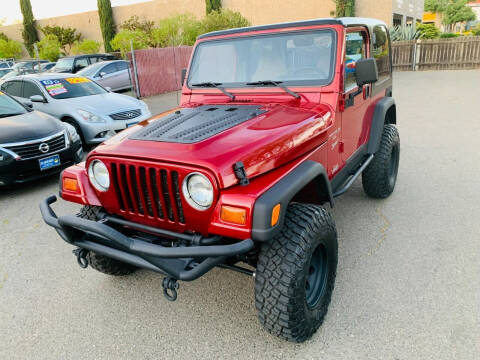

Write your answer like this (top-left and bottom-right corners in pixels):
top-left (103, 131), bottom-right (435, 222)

top-left (59, 23), bottom-right (391, 239)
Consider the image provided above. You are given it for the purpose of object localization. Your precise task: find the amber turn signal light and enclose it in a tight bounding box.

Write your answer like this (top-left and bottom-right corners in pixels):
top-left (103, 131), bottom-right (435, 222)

top-left (220, 206), bottom-right (246, 225)
top-left (271, 203), bottom-right (281, 227)
top-left (63, 178), bottom-right (78, 192)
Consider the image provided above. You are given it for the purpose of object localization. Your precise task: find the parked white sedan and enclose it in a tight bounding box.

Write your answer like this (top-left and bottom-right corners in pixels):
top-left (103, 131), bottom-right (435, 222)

top-left (0, 73), bottom-right (151, 146)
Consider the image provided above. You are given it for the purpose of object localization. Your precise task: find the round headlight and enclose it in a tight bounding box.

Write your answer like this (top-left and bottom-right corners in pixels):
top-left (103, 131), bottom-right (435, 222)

top-left (182, 172), bottom-right (213, 210)
top-left (88, 160), bottom-right (110, 192)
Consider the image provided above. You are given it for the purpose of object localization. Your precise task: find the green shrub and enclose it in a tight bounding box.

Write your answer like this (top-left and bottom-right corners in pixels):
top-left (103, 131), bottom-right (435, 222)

top-left (71, 39), bottom-right (101, 54)
top-left (40, 25), bottom-right (81, 54)
top-left (110, 30), bottom-right (149, 56)
top-left (472, 24), bottom-right (480, 36)
top-left (417, 23), bottom-right (440, 39)
top-left (200, 9), bottom-right (250, 34)
top-left (37, 35), bottom-right (61, 61)
top-left (439, 32), bottom-right (459, 38)
top-left (0, 39), bottom-right (23, 59)
top-left (152, 13), bottom-right (202, 47)
top-left (388, 25), bottom-right (420, 41)
top-left (0, 32), bottom-right (9, 42)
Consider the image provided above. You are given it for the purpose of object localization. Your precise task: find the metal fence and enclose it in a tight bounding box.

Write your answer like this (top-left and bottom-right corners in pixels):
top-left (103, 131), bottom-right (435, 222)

top-left (128, 46), bottom-right (193, 98)
top-left (392, 37), bottom-right (480, 71)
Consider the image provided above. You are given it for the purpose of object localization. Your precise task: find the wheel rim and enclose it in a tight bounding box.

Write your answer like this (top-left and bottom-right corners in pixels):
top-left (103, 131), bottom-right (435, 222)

top-left (388, 144), bottom-right (399, 188)
top-left (305, 244), bottom-right (328, 308)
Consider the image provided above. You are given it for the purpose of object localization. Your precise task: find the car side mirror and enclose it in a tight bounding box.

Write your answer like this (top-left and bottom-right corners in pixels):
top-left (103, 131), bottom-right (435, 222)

top-left (355, 58), bottom-right (378, 87)
top-left (23, 100), bottom-right (33, 109)
top-left (99, 72), bottom-right (107, 78)
top-left (181, 68), bottom-right (187, 86)
top-left (30, 95), bottom-right (46, 103)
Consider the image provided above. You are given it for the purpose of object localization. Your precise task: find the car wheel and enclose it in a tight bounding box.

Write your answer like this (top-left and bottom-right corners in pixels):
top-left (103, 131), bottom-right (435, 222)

top-left (255, 203), bottom-right (338, 342)
top-left (78, 206), bottom-right (136, 276)
top-left (362, 124), bottom-right (400, 198)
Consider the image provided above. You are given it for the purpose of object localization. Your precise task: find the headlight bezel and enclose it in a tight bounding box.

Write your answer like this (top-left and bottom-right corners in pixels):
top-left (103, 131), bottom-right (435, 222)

top-left (88, 159), bottom-right (110, 192)
top-left (182, 172), bottom-right (214, 211)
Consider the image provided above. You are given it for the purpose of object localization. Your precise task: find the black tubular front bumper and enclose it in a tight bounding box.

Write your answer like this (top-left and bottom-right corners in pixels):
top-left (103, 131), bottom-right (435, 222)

top-left (40, 196), bottom-right (254, 281)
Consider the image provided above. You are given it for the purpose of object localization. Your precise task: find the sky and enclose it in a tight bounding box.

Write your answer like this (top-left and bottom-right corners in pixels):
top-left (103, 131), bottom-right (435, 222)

top-left (1, 0), bottom-right (151, 25)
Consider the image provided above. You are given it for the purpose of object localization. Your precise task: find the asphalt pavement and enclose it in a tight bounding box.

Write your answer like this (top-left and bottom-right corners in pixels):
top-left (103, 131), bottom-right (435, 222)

top-left (1, 70), bottom-right (479, 359)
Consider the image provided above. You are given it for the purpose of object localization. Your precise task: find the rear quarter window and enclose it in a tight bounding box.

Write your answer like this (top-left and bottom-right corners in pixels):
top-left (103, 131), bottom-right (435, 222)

top-left (372, 26), bottom-right (391, 82)
top-left (1, 80), bottom-right (23, 97)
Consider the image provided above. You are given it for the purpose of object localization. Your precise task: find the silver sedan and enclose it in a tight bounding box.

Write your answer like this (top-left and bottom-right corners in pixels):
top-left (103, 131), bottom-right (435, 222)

top-left (0, 73), bottom-right (151, 146)
top-left (77, 60), bottom-right (132, 92)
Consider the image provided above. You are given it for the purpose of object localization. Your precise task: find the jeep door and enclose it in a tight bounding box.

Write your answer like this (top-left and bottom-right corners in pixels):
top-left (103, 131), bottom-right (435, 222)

top-left (340, 27), bottom-right (372, 162)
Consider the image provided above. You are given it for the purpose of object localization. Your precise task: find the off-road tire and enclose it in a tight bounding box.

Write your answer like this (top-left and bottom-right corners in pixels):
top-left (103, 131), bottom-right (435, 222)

top-left (362, 124), bottom-right (400, 198)
top-left (78, 206), bottom-right (136, 276)
top-left (255, 203), bottom-right (338, 343)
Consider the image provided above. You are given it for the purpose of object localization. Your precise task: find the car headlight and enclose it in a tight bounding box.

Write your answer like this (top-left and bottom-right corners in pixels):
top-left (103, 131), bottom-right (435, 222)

top-left (182, 172), bottom-right (214, 210)
top-left (77, 109), bottom-right (105, 123)
top-left (63, 123), bottom-right (80, 143)
top-left (88, 160), bottom-right (110, 192)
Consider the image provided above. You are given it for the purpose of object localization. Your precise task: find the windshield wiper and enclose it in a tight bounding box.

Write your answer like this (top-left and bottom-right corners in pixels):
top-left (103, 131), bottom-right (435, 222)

top-left (246, 80), bottom-right (300, 99)
top-left (190, 82), bottom-right (235, 100)
top-left (0, 113), bottom-right (24, 118)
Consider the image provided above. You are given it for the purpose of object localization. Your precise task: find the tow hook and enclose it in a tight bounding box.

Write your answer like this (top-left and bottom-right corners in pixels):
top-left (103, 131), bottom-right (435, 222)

top-left (73, 248), bottom-right (89, 268)
top-left (162, 277), bottom-right (179, 301)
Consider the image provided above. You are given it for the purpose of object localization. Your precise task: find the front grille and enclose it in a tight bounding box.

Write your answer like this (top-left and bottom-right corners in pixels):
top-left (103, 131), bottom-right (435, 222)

top-left (110, 163), bottom-right (185, 223)
top-left (109, 109), bottom-right (141, 121)
top-left (5, 133), bottom-right (66, 160)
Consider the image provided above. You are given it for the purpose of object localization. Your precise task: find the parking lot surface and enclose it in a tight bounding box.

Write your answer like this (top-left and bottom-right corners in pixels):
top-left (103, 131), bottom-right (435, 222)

top-left (1, 71), bottom-right (479, 359)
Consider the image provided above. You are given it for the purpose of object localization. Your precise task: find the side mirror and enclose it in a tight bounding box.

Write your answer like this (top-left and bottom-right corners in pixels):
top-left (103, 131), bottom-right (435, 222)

top-left (99, 72), bottom-right (107, 78)
top-left (30, 95), bottom-right (46, 103)
top-left (23, 101), bottom-right (33, 109)
top-left (181, 68), bottom-right (187, 86)
top-left (355, 58), bottom-right (378, 87)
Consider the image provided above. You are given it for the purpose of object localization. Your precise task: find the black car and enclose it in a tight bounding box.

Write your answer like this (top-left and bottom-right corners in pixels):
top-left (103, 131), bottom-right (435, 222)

top-left (50, 54), bottom-right (117, 74)
top-left (0, 91), bottom-right (83, 186)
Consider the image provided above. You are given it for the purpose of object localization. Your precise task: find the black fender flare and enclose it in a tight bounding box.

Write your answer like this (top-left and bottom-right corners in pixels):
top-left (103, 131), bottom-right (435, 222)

top-left (251, 160), bottom-right (333, 242)
top-left (367, 97), bottom-right (396, 154)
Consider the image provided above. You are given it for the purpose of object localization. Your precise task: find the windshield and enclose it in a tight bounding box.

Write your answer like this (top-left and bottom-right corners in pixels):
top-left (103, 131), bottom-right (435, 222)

top-left (188, 29), bottom-right (335, 87)
top-left (40, 77), bottom-right (107, 99)
top-left (0, 91), bottom-right (26, 117)
top-left (77, 63), bottom-right (103, 76)
top-left (52, 58), bottom-right (74, 71)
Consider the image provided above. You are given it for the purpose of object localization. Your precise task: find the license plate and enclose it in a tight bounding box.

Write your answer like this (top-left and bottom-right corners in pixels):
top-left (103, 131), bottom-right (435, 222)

top-left (126, 121), bottom-right (139, 128)
top-left (39, 154), bottom-right (61, 171)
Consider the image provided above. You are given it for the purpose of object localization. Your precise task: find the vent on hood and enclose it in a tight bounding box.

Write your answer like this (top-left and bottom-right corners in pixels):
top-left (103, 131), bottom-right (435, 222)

top-left (130, 105), bottom-right (266, 144)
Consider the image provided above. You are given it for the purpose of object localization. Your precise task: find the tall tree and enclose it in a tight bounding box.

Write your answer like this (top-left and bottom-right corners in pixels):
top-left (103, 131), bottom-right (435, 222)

top-left (424, 0), bottom-right (449, 13)
top-left (206, 0), bottom-right (222, 14)
top-left (20, 0), bottom-right (39, 57)
top-left (442, 0), bottom-right (476, 31)
top-left (97, 0), bottom-right (116, 52)
top-left (336, 0), bottom-right (355, 17)
top-left (40, 25), bottom-right (81, 54)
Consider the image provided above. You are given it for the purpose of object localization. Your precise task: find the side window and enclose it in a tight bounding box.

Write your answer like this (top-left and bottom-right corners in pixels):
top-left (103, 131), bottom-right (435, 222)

top-left (1, 80), bottom-right (23, 97)
top-left (373, 26), bottom-right (391, 82)
top-left (23, 81), bottom-right (43, 98)
top-left (89, 57), bottom-right (101, 64)
top-left (101, 63), bottom-right (117, 75)
top-left (116, 61), bottom-right (128, 71)
top-left (74, 58), bottom-right (89, 71)
top-left (345, 31), bottom-right (367, 90)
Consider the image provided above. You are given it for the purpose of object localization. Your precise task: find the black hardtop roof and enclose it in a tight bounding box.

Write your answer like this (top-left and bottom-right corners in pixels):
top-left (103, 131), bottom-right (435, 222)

top-left (197, 17), bottom-right (386, 40)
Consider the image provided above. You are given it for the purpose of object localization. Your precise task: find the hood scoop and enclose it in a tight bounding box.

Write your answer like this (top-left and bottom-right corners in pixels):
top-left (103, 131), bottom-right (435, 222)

top-left (130, 105), bottom-right (266, 144)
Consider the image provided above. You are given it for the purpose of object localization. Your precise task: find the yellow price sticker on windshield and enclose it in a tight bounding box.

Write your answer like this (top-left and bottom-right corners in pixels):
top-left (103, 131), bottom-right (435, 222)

top-left (65, 77), bottom-right (91, 84)
top-left (0, 91), bottom-right (4, 95)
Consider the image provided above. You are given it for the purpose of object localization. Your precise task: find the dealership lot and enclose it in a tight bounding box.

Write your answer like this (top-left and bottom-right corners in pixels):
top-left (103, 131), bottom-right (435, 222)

top-left (1, 71), bottom-right (479, 359)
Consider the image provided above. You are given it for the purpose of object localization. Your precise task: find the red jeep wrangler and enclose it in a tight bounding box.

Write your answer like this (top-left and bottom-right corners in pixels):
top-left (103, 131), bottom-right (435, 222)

top-left (41, 17), bottom-right (399, 342)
